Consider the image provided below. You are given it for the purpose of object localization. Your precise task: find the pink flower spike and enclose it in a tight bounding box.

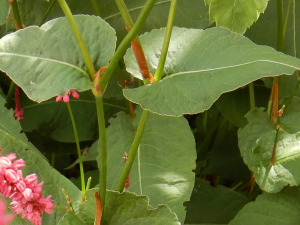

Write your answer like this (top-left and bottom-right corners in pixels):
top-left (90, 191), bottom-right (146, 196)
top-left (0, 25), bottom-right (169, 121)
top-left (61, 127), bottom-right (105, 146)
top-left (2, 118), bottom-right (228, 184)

top-left (71, 90), bottom-right (80, 99)
top-left (63, 95), bottom-right (69, 103)
top-left (0, 200), bottom-right (15, 225)
top-left (12, 159), bottom-right (26, 170)
top-left (23, 188), bottom-right (33, 200)
top-left (56, 96), bottom-right (63, 102)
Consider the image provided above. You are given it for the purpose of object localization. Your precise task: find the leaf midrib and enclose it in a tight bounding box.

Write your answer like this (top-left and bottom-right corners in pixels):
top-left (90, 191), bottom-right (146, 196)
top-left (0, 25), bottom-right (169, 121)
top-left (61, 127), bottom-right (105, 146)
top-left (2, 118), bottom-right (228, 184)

top-left (0, 52), bottom-right (88, 76)
top-left (169, 60), bottom-right (299, 77)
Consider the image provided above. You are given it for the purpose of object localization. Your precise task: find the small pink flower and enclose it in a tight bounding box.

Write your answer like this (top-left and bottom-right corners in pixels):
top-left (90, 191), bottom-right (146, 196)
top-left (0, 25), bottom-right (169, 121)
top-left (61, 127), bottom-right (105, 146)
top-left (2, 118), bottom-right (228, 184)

top-left (0, 200), bottom-right (15, 225)
top-left (56, 89), bottom-right (80, 103)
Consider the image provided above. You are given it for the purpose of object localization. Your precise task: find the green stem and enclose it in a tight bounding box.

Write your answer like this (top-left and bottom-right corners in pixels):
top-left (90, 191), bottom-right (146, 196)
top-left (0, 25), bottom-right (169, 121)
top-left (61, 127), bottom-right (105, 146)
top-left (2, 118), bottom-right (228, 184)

top-left (116, 110), bottom-right (150, 191)
top-left (99, 0), bottom-right (157, 93)
top-left (5, 82), bottom-right (16, 108)
top-left (277, 0), bottom-right (284, 52)
top-left (86, 177), bottom-right (92, 191)
top-left (95, 97), bottom-right (107, 211)
top-left (11, 0), bottom-right (22, 29)
top-left (90, 0), bottom-right (101, 16)
top-left (154, 0), bottom-right (177, 81)
top-left (248, 82), bottom-right (255, 110)
top-left (39, 0), bottom-right (57, 26)
top-left (231, 182), bottom-right (243, 191)
top-left (57, 0), bottom-right (95, 79)
top-left (283, 0), bottom-right (292, 44)
top-left (115, 0), bottom-right (142, 45)
top-left (6, 0), bottom-right (22, 108)
top-left (66, 103), bottom-right (85, 201)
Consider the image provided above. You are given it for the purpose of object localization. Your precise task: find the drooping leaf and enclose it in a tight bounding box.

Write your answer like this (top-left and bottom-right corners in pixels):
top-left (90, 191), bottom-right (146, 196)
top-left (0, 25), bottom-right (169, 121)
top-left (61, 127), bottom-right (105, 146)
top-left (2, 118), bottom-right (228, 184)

top-left (0, 130), bottom-right (81, 225)
top-left (103, 107), bottom-right (196, 222)
top-left (0, 0), bottom-right (9, 25)
top-left (76, 189), bottom-right (180, 225)
top-left (0, 95), bottom-right (44, 157)
top-left (229, 187), bottom-right (300, 225)
top-left (123, 27), bottom-right (300, 116)
top-left (205, 0), bottom-right (269, 34)
top-left (184, 178), bottom-right (249, 224)
top-left (238, 99), bottom-right (300, 192)
top-left (0, 15), bottom-right (116, 102)
top-left (20, 91), bottom-right (126, 142)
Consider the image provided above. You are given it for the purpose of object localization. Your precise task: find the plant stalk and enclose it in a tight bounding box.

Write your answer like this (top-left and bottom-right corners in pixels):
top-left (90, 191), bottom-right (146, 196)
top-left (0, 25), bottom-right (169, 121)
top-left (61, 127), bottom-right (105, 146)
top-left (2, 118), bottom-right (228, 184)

top-left (116, 0), bottom-right (176, 191)
top-left (67, 103), bottom-right (86, 201)
top-left (248, 82), bottom-right (255, 110)
top-left (116, 110), bottom-right (150, 191)
top-left (90, 0), bottom-right (101, 16)
top-left (95, 97), bottom-right (107, 212)
top-left (6, 0), bottom-right (22, 108)
top-left (154, 0), bottom-right (177, 81)
top-left (10, 0), bottom-right (22, 29)
top-left (57, 0), bottom-right (96, 79)
top-left (99, 0), bottom-right (157, 94)
top-left (39, 0), bottom-right (57, 26)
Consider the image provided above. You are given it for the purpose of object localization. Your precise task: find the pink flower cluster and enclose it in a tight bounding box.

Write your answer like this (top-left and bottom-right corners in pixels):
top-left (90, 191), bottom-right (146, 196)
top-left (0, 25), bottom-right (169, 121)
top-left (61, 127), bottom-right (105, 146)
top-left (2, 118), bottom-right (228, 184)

top-left (56, 89), bottom-right (80, 103)
top-left (0, 149), bottom-right (54, 225)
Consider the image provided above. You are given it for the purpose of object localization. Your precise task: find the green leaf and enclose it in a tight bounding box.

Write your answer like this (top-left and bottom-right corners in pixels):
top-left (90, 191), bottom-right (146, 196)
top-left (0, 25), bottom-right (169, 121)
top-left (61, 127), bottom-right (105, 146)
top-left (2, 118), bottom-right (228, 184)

top-left (238, 101), bottom-right (300, 192)
top-left (123, 27), bottom-right (300, 116)
top-left (20, 91), bottom-right (126, 142)
top-left (58, 211), bottom-right (86, 225)
top-left (205, 0), bottom-right (269, 34)
top-left (103, 107), bottom-right (196, 222)
top-left (229, 187), bottom-right (300, 224)
top-left (185, 178), bottom-right (249, 224)
top-left (0, 130), bottom-right (81, 225)
top-left (76, 189), bottom-right (180, 225)
top-left (0, 95), bottom-right (44, 158)
top-left (0, 15), bottom-right (116, 102)
top-left (0, 0), bottom-right (9, 25)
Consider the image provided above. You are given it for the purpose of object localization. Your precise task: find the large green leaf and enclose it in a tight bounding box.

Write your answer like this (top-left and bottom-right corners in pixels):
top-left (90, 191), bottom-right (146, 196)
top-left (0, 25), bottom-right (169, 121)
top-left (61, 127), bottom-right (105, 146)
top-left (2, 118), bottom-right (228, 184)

top-left (123, 27), bottom-right (300, 116)
top-left (20, 91), bottom-right (126, 142)
top-left (229, 187), bottom-right (300, 224)
top-left (0, 130), bottom-right (81, 225)
top-left (0, 0), bottom-right (9, 25)
top-left (69, 107), bottom-right (195, 222)
top-left (205, 0), bottom-right (269, 34)
top-left (238, 98), bottom-right (300, 192)
top-left (104, 107), bottom-right (196, 222)
top-left (184, 178), bottom-right (249, 224)
top-left (0, 15), bottom-right (116, 102)
top-left (76, 189), bottom-right (180, 225)
top-left (0, 95), bottom-right (44, 157)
